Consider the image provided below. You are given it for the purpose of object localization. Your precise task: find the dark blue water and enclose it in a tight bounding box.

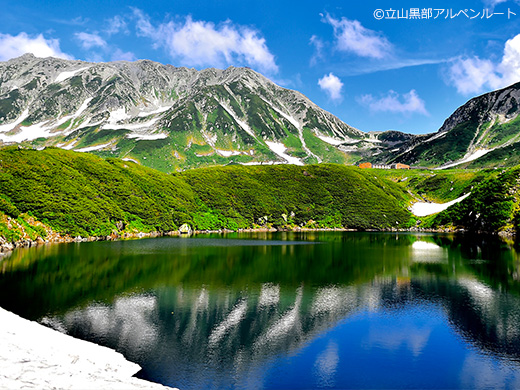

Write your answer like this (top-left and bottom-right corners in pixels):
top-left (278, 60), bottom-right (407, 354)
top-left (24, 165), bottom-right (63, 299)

top-left (1, 232), bottom-right (520, 389)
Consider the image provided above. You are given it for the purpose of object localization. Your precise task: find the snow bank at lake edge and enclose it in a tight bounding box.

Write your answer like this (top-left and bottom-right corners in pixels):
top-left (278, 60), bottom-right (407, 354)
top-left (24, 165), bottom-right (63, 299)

top-left (0, 307), bottom-right (176, 390)
top-left (411, 193), bottom-right (471, 217)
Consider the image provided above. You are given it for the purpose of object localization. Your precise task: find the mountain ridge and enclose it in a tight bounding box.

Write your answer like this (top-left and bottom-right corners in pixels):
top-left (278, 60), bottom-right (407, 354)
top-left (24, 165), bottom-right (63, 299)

top-left (371, 81), bottom-right (520, 168)
top-left (0, 54), bottom-right (371, 171)
top-left (2, 54), bottom-right (520, 170)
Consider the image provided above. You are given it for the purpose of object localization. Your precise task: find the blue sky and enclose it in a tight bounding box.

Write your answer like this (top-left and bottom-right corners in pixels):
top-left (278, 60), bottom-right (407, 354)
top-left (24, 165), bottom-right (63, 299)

top-left (2, 0), bottom-right (520, 134)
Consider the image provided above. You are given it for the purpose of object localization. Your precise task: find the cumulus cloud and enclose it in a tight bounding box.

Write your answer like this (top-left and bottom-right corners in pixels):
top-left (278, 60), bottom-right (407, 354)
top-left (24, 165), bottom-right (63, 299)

top-left (0, 32), bottom-right (72, 61)
top-left (447, 34), bottom-right (520, 94)
top-left (133, 9), bottom-right (278, 74)
top-left (318, 73), bottom-right (344, 101)
top-left (323, 14), bottom-right (392, 59)
top-left (358, 89), bottom-right (428, 115)
top-left (75, 32), bottom-right (107, 50)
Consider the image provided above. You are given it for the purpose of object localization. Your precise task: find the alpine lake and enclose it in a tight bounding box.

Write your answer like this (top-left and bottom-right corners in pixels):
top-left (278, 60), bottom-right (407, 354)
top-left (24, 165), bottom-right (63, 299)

top-left (2, 231), bottom-right (520, 389)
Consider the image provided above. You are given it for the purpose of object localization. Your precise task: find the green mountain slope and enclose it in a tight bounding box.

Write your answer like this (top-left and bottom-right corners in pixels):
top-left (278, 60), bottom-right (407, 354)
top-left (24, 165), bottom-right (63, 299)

top-left (372, 82), bottom-right (520, 168)
top-left (4, 55), bottom-right (520, 170)
top-left (420, 168), bottom-right (520, 233)
top-left (0, 147), bottom-right (414, 240)
top-left (0, 55), bottom-right (369, 171)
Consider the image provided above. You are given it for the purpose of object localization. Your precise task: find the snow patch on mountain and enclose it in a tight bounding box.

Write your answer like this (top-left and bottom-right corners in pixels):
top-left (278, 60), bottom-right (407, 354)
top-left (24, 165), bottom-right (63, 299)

top-left (265, 141), bottom-right (303, 165)
top-left (107, 108), bottom-right (131, 124)
top-left (127, 132), bottom-right (169, 141)
top-left (60, 140), bottom-right (78, 150)
top-left (411, 193), bottom-right (471, 216)
top-left (0, 109), bottom-right (29, 134)
top-left (137, 106), bottom-right (172, 118)
top-left (54, 66), bottom-right (90, 83)
top-left (0, 98), bottom-right (95, 142)
top-left (241, 161), bottom-right (282, 165)
top-left (438, 149), bottom-right (492, 169)
top-left (216, 149), bottom-right (242, 157)
top-left (75, 142), bottom-right (113, 153)
top-left (102, 117), bottom-right (162, 131)
top-left (317, 134), bottom-right (344, 146)
top-left (270, 104), bottom-right (301, 130)
top-left (219, 102), bottom-right (256, 139)
top-left (425, 131), bottom-right (448, 143)
top-left (0, 121), bottom-right (52, 143)
top-left (57, 98), bottom-right (93, 133)
top-left (201, 130), bottom-right (218, 147)
top-left (264, 100), bottom-right (322, 162)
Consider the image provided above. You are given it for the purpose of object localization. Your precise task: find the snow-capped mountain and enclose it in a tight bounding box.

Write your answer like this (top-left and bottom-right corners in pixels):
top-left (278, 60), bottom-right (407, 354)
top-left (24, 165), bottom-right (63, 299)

top-left (5, 54), bottom-right (520, 170)
top-left (370, 81), bottom-right (520, 168)
top-left (0, 54), bottom-right (373, 170)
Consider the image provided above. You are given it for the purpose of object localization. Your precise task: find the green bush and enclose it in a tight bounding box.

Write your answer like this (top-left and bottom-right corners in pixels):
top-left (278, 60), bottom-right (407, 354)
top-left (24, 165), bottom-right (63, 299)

top-left (0, 195), bottom-right (20, 217)
top-left (424, 169), bottom-right (518, 232)
top-left (0, 147), bottom-right (415, 238)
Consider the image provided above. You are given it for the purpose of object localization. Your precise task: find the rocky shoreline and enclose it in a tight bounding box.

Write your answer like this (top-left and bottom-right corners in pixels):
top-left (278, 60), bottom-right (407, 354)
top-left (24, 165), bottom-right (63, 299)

top-left (0, 229), bottom-right (182, 256)
top-left (2, 224), bottom-right (505, 259)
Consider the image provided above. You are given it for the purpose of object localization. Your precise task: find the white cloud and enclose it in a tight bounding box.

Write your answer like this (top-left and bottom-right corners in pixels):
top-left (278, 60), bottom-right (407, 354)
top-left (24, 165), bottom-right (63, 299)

top-left (111, 48), bottom-right (137, 62)
top-left (133, 9), bottom-right (278, 74)
top-left (358, 89), bottom-right (428, 115)
top-left (318, 73), bottom-right (344, 101)
top-left (447, 34), bottom-right (520, 94)
top-left (498, 35), bottom-right (520, 81)
top-left (105, 15), bottom-right (129, 35)
top-left (75, 32), bottom-right (107, 50)
top-left (483, 0), bottom-right (508, 9)
top-left (323, 14), bottom-right (391, 59)
top-left (309, 35), bottom-right (324, 65)
top-left (447, 57), bottom-right (499, 94)
top-left (134, 9), bottom-right (156, 37)
top-left (0, 32), bottom-right (72, 61)
top-left (50, 16), bottom-right (89, 26)
top-left (73, 30), bottom-right (134, 63)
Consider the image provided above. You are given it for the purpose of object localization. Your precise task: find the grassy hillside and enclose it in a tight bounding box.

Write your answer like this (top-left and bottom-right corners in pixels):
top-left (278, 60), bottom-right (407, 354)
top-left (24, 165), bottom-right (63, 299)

top-left (0, 147), bottom-right (196, 237)
top-left (1, 145), bottom-right (519, 240)
top-left (368, 168), bottom-right (487, 202)
top-left (353, 167), bottom-right (520, 234)
top-left (419, 168), bottom-right (520, 233)
top-left (178, 164), bottom-right (413, 230)
top-left (0, 147), bottom-right (415, 240)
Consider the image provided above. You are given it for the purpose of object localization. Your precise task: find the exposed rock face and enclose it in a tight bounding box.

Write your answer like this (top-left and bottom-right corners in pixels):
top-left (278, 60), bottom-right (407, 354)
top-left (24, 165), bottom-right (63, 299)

top-left (179, 223), bottom-right (192, 234)
top-left (437, 85), bottom-right (520, 134)
top-left (0, 54), bottom-right (371, 170)
top-left (3, 54), bottom-right (520, 169)
top-left (372, 82), bottom-right (520, 167)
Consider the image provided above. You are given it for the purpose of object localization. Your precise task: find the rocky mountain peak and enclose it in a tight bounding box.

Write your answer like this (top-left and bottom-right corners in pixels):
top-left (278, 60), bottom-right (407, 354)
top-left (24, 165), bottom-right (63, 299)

top-left (0, 55), bottom-right (372, 171)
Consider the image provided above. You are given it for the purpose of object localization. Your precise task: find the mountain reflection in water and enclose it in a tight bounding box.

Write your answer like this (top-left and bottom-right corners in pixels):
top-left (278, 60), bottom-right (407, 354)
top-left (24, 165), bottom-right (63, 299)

top-left (1, 232), bottom-right (520, 389)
